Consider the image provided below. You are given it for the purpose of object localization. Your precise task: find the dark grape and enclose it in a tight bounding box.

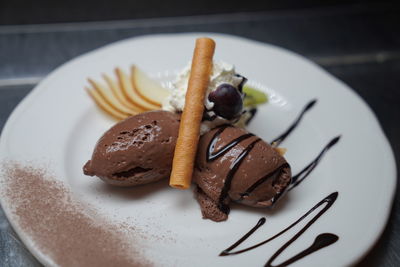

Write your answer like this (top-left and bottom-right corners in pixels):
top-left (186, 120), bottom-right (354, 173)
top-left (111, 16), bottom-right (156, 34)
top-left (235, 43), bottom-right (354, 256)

top-left (208, 83), bottom-right (243, 120)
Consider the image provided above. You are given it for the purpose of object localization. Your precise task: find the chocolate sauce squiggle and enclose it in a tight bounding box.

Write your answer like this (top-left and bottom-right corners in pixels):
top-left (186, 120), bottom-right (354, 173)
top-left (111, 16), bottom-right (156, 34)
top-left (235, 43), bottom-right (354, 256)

top-left (206, 125), bottom-right (254, 162)
top-left (271, 99), bottom-right (317, 146)
top-left (267, 233), bottom-right (338, 267)
top-left (245, 108), bottom-right (258, 126)
top-left (217, 138), bottom-right (261, 213)
top-left (206, 125), bottom-right (258, 213)
top-left (240, 163), bottom-right (290, 199)
top-left (207, 126), bottom-right (290, 214)
top-left (220, 192), bottom-right (339, 267)
top-left (289, 136), bottom-right (341, 191)
top-left (213, 99), bottom-right (340, 265)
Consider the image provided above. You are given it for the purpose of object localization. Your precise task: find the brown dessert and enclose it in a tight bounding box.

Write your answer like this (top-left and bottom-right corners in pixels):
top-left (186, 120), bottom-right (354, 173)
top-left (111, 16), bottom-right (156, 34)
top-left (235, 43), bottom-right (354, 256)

top-left (84, 110), bottom-right (180, 186)
top-left (193, 125), bottom-right (291, 221)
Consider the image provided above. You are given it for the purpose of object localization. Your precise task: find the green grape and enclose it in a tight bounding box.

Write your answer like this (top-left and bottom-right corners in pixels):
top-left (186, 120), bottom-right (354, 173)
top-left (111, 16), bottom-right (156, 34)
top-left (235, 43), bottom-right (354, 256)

top-left (243, 86), bottom-right (268, 107)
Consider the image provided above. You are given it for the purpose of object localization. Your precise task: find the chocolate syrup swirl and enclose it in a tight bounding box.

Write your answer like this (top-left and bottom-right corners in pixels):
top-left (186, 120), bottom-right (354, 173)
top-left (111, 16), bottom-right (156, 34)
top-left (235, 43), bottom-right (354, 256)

top-left (267, 99), bottom-right (340, 191)
top-left (289, 136), bottom-right (341, 191)
top-left (206, 98), bottom-right (341, 214)
top-left (239, 162), bottom-right (290, 200)
top-left (206, 125), bottom-right (254, 162)
top-left (217, 138), bottom-right (261, 213)
top-left (245, 108), bottom-right (258, 126)
top-left (207, 126), bottom-right (292, 214)
top-left (220, 192), bottom-right (339, 266)
top-left (271, 99), bottom-right (317, 146)
top-left (210, 99), bottom-right (341, 265)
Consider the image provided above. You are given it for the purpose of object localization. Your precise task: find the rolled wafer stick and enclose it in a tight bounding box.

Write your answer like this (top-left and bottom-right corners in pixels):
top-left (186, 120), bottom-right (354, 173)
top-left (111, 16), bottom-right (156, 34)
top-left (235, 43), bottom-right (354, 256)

top-left (169, 37), bottom-right (216, 189)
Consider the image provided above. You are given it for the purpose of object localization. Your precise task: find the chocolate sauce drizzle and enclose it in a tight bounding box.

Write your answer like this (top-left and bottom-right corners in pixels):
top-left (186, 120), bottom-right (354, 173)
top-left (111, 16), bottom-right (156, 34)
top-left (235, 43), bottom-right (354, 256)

top-left (207, 125), bottom-right (292, 214)
top-left (207, 125), bottom-right (254, 162)
top-left (220, 192), bottom-right (339, 267)
top-left (206, 125), bottom-right (260, 213)
top-left (239, 162), bottom-right (290, 201)
top-left (266, 99), bottom-right (340, 190)
top-left (206, 113), bottom-right (341, 214)
top-left (211, 98), bottom-right (342, 265)
top-left (271, 99), bottom-right (317, 146)
top-left (245, 108), bottom-right (258, 126)
top-left (289, 136), bottom-right (341, 191)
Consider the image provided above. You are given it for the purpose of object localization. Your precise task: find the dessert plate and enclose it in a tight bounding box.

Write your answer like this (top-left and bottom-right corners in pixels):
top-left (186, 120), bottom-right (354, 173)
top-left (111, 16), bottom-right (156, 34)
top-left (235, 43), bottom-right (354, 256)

top-left (0, 33), bottom-right (396, 267)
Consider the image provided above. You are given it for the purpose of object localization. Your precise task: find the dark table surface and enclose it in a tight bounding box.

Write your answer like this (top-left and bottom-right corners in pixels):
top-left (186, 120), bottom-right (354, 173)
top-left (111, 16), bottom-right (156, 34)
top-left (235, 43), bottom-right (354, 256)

top-left (0, 3), bottom-right (399, 266)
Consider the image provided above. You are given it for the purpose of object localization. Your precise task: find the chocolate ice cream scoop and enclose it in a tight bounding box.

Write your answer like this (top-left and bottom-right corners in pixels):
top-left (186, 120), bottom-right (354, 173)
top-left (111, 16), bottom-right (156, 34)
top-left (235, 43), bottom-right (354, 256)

top-left (193, 125), bottom-right (291, 222)
top-left (83, 110), bottom-right (180, 186)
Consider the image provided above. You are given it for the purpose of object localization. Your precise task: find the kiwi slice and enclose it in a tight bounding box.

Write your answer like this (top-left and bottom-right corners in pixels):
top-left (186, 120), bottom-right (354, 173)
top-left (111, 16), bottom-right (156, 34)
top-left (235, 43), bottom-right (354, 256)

top-left (243, 85), bottom-right (268, 107)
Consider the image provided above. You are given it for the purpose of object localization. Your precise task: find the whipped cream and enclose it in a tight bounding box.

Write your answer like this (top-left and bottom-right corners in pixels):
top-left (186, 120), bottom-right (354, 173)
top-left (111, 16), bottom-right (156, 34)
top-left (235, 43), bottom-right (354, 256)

top-left (162, 61), bottom-right (243, 112)
top-left (162, 61), bottom-right (245, 134)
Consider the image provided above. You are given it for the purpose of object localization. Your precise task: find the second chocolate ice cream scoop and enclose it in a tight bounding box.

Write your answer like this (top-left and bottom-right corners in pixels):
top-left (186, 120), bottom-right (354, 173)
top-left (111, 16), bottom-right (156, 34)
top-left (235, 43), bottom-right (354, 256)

top-left (193, 125), bottom-right (291, 221)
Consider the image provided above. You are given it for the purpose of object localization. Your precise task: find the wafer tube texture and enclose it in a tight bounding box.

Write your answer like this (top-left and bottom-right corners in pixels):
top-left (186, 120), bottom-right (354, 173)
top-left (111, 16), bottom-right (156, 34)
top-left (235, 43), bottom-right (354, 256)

top-left (169, 37), bottom-right (216, 189)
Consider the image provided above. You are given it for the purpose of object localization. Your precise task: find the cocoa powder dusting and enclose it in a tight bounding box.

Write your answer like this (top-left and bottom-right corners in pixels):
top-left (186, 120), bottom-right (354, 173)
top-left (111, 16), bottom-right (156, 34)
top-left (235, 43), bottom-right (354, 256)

top-left (1, 163), bottom-right (151, 267)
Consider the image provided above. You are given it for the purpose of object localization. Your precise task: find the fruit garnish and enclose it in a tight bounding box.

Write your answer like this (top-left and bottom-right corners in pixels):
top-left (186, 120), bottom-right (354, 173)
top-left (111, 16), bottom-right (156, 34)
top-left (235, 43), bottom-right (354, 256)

top-left (208, 83), bottom-right (243, 120)
top-left (243, 85), bottom-right (268, 107)
top-left (85, 65), bottom-right (169, 120)
top-left (86, 64), bottom-right (268, 121)
top-left (85, 87), bottom-right (131, 120)
top-left (88, 78), bottom-right (139, 115)
top-left (115, 68), bottom-right (160, 111)
top-left (131, 66), bottom-right (170, 107)
top-left (102, 73), bottom-right (141, 112)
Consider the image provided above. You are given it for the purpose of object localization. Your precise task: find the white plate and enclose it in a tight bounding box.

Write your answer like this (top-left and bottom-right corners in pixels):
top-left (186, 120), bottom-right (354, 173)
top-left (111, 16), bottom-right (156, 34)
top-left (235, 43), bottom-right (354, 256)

top-left (0, 33), bottom-right (396, 267)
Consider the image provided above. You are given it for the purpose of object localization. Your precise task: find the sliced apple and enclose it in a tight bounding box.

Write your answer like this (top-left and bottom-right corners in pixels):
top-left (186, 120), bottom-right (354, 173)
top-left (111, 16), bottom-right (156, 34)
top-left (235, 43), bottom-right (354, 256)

top-left (88, 78), bottom-right (140, 116)
top-left (102, 73), bottom-right (142, 112)
top-left (85, 87), bottom-right (128, 120)
top-left (131, 66), bottom-right (170, 107)
top-left (115, 68), bottom-right (159, 111)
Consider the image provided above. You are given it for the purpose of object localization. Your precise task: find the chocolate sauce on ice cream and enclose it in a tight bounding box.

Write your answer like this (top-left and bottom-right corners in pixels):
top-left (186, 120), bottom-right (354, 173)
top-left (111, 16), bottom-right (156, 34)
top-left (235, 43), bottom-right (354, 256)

top-left (79, 95), bottom-right (342, 264)
top-left (193, 125), bottom-right (291, 221)
top-left (215, 100), bottom-right (342, 265)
